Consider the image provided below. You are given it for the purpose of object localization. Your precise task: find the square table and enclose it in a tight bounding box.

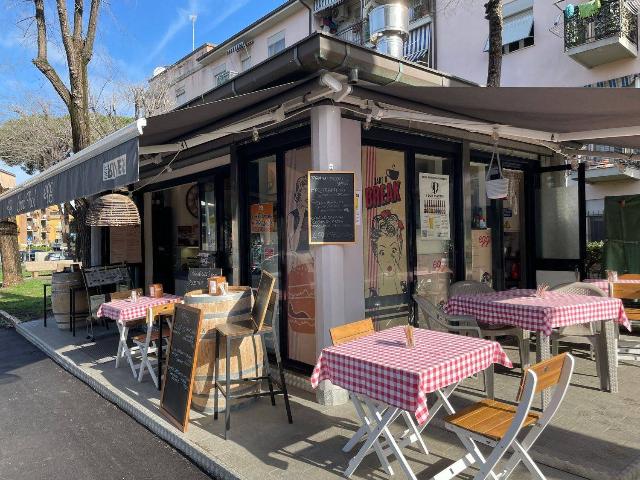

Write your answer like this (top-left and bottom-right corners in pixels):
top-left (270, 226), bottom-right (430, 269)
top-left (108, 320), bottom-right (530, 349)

top-left (311, 326), bottom-right (512, 479)
top-left (97, 294), bottom-right (182, 379)
top-left (446, 289), bottom-right (630, 405)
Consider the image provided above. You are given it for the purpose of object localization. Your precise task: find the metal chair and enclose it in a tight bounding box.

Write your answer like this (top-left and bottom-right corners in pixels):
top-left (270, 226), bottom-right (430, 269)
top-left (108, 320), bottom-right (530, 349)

top-left (444, 282), bottom-right (531, 371)
top-left (442, 353), bottom-right (575, 480)
top-left (214, 272), bottom-right (292, 439)
top-left (449, 280), bottom-right (495, 297)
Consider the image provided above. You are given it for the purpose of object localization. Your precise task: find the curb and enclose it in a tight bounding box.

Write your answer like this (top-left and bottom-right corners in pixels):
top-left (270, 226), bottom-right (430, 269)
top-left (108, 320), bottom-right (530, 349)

top-left (9, 314), bottom-right (637, 480)
top-left (13, 320), bottom-right (242, 480)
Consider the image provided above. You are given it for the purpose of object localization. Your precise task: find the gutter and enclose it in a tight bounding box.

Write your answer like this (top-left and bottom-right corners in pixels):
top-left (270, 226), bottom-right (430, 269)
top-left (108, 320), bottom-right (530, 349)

top-left (298, 0), bottom-right (313, 35)
top-left (184, 33), bottom-right (476, 108)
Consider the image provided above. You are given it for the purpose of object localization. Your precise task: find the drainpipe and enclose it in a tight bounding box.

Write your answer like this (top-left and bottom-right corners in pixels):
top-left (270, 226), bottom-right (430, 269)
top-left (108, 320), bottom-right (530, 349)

top-left (299, 0), bottom-right (313, 35)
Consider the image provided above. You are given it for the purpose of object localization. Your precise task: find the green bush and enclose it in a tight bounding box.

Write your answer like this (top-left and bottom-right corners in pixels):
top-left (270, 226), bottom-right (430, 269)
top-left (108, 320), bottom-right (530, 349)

top-left (586, 241), bottom-right (605, 278)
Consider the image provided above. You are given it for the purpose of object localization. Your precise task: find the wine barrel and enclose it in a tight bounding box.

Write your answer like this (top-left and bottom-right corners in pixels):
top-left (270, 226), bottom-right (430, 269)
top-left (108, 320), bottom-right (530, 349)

top-left (51, 271), bottom-right (89, 330)
top-left (184, 287), bottom-right (264, 414)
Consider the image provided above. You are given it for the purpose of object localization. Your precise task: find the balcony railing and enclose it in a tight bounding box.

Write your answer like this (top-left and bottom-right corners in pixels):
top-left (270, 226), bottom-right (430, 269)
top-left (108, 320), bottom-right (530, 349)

top-left (335, 20), bottom-right (367, 45)
top-left (565, 0), bottom-right (638, 50)
top-left (313, 0), bottom-right (345, 14)
top-left (408, 0), bottom-right (434, 23)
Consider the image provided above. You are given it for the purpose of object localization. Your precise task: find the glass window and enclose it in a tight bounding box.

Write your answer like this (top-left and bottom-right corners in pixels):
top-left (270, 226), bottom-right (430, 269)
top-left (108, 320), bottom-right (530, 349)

top-left (414, 154), bottom-right (453, 307)
top-left (284, 147), bottom-right (315, 365)
top-left (241, 56), bottom-right (252, 71)
top-left (267, 30), bottom-right (286, 57)
top-left (247, 154), bottom-right (280, 292)
top-left (362, 147), bottom-right (409, 330)
top-left (200, 182), bottom-right (216, 252)
top-left (470, 161), bottom-right (494, 286)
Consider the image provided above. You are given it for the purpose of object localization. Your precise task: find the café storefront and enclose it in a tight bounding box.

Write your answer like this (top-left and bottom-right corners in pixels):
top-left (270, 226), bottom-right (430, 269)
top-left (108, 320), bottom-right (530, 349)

top-left (2, 34), bottom-right (639, 377)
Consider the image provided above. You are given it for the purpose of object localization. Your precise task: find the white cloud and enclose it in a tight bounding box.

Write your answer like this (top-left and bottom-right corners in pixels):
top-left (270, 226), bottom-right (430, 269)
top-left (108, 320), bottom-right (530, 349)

top-left (147, 0), bottom-right (203, 62)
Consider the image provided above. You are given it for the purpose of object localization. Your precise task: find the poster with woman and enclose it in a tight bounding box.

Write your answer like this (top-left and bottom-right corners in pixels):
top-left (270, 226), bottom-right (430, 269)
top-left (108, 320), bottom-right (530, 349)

top-left (284, 147), bottom-right (316, 365)
top-left (362, 147), bottom-right (409, 330)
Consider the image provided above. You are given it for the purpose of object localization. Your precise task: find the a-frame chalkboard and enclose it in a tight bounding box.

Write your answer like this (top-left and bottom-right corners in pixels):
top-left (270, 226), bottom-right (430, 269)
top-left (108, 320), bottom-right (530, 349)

top-left (160, 304), bottom-right (203, 432)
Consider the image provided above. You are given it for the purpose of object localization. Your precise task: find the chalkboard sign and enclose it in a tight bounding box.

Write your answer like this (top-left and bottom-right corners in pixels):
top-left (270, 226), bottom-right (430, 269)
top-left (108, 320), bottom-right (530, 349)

top-left (186, 267), bottom-right (222, 292)
top-left (251, 271), bottom-right (276, 330)
top-left (160, 304), bottom-right (203, 432)
top-left (308, 171), bottom-right (356, 245)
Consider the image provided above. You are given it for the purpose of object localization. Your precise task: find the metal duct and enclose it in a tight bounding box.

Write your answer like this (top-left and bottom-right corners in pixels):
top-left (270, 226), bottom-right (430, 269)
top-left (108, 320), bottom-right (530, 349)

top-left (369, 2), bottom-right (409, 58)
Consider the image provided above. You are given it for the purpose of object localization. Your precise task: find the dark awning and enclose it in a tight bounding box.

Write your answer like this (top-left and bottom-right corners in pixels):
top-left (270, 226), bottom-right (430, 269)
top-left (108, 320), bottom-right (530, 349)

top-left (0, 123), bottom-right (142, 219)
top-left (0, 81), bottom-right (307, 219)
top-left (352, 85), bottom-right (640, 149)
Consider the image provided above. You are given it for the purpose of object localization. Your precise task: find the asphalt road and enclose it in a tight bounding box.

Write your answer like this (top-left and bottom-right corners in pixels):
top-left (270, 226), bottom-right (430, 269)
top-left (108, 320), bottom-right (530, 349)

top-left (0, 327), bottom-right (214, 480)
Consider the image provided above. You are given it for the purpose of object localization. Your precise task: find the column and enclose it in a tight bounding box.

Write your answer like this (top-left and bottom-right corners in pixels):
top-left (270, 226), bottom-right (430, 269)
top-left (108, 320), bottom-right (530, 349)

top-left (143, 192), bottom-right (153, 287)
top-left (311, 106), bottom-right (365, 406)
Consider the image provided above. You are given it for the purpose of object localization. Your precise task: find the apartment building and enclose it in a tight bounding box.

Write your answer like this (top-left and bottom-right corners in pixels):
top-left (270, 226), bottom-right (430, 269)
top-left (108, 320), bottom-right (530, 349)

top-left (149, 0), bottom-right (435, 112)
top-left (435, 0), bottom-right (640, 241)
top-left (15, 206), bottom-right (65, 250)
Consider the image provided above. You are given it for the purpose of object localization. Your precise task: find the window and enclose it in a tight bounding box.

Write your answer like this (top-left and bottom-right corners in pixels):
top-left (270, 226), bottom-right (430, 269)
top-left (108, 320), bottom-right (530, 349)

top-left (484, 1), bottom-right (534, 54)
top-left (213, 63), bottom-right (228, 86)
top-left (267, 30), bottom-right (286, 57)
top-left (241, 56), bottom-right (252, 71)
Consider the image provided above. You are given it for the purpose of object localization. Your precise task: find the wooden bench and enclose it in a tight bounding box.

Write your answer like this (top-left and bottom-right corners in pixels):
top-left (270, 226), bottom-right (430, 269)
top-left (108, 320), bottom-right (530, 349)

top-left (24, 260), bottom-right (77, 278)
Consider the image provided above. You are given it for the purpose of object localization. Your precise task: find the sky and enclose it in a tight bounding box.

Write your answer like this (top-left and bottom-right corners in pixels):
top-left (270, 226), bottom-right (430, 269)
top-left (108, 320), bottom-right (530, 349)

top-left (0, 0), bottom-right (287, 184)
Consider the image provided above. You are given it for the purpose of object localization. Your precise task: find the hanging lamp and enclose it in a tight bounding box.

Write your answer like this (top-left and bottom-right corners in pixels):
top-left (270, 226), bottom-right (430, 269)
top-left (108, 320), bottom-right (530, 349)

top-left (85, 193), bottom-right (140, 227)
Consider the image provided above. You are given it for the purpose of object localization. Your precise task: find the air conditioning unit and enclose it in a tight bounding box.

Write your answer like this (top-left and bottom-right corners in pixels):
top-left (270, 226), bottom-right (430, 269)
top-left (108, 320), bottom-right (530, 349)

top-left (334, 4), bottom-right (349, 22)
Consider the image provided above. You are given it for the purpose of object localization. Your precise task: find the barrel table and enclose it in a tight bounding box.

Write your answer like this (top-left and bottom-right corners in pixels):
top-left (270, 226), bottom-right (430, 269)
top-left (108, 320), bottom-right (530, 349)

top-left (50, 271), bottom-right (88, 330)
top-left (184, 287), bottom-right (264, 413)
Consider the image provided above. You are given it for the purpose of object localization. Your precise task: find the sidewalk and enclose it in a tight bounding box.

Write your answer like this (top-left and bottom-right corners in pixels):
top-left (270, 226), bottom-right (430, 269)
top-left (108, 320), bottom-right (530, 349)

top-left (10, 316), bottom-right (640, 480)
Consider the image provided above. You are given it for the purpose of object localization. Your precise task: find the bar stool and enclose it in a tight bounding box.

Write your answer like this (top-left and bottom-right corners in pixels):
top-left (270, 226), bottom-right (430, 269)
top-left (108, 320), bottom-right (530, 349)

top-left (213, 272), bottom-right (293, 439)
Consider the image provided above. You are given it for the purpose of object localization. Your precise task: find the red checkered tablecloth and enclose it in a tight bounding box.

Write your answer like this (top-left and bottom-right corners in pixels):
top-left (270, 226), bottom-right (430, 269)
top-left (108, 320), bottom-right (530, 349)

top-left (445, 289), bottom-right (630, 337)
top-left (310, 327), bottom-right (512, 425)
top-left (97, 294), bottom-right (182, 325)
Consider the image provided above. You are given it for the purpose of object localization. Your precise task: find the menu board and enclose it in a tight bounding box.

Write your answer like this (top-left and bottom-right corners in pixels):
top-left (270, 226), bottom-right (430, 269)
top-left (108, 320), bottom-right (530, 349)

top-left (160, 304), bottom-right (202, 432)
top-left (419, 173), bottom-right (450, 240)
top-left (308, 171), bottom-right (355, 245)
top-left (186, 267), bottom-right (222, 292)
top-left (110, 226), bottom-right (142, 264)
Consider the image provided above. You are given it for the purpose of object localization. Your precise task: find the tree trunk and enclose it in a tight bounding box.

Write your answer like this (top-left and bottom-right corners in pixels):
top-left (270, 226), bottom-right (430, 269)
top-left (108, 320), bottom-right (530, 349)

top-left (0, 220), bottom-right (23, 287)
top-left (485, 0), bottom-right (503, 87)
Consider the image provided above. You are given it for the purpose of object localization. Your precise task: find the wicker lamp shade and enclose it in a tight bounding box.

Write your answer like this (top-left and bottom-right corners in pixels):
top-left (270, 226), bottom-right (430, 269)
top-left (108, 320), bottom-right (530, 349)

top-left (86, 193), bottom-right (140, 226)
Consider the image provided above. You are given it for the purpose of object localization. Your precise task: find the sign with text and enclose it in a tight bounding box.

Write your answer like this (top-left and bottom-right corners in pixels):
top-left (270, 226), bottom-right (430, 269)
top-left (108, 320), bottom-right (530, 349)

top-left (186, 267), bottom-right (223, 292)
top-left (110, 225), bottom-right (142, 264)
top-left (308, 171), bottom-right (355, 245)
top-left (160, 304), bottom-right (203, 433)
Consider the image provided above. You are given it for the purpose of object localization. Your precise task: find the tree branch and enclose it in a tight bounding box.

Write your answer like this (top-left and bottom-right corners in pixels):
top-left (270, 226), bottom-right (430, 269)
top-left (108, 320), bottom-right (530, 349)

top-left (55, 0), bottom-right (74, 60)
top-left (73, 0), bottom-right (84, 41)
top-left (32, 0), bottom-right (71, 107)
top-left (83, 0), bottom-right (101, 62)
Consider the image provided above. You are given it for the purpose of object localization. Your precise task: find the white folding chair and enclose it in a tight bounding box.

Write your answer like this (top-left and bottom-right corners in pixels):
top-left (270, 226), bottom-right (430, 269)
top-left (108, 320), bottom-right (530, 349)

top-left (437, 353), bottom-right (575, 480)
top-left (134, 303), bottom-right (174, 388)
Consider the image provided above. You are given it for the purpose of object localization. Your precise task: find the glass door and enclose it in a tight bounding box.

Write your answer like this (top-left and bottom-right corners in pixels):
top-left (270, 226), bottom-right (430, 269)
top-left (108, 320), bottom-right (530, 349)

top-left (535, 162), bottom-right (586, 285)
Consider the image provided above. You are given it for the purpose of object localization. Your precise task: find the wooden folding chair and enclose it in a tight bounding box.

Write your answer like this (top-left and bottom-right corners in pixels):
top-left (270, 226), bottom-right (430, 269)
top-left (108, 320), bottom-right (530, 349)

top-left (109, 288), bottom-right (143, 301)
top-left (611, 283), bottom-right (640, 361)
top-left (438, 353), bottom-right (575, 480)
top-left (619, 274), bottom-right (640, 280)
top-left (329, 318), bottom-right (429, 474)
top-left (134, 303), bottom-right (174, 388)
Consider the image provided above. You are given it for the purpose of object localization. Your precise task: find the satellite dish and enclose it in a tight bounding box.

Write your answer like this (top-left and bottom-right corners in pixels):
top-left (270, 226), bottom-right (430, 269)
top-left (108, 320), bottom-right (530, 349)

top-left (152, 66), bottom-right (167, 77)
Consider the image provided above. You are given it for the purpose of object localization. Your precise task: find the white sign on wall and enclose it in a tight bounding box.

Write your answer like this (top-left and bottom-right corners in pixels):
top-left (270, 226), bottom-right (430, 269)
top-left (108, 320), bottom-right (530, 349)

top-left (419, 173), bottom-right (450, 240)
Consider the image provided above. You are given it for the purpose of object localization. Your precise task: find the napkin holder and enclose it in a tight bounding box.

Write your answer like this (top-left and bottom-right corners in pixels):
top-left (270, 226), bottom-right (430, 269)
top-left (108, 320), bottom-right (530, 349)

top-left (149, 283), bottom-right (163, 298)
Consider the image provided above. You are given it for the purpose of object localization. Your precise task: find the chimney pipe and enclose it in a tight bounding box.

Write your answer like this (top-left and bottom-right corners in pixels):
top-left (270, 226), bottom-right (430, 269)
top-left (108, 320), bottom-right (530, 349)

top-left (368, 1), bottom-right (409, 58)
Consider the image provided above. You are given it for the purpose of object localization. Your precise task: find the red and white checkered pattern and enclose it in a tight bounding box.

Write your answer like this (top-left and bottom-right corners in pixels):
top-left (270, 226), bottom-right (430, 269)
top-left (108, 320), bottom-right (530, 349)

top-left (585, 278), bottom-right (640, 294)
top-left (446, 289), bottom-right (630, 337)
top-left (97, 294), bottom-right (182, 325)
top-left (310, 326), bottom-right (512, 425)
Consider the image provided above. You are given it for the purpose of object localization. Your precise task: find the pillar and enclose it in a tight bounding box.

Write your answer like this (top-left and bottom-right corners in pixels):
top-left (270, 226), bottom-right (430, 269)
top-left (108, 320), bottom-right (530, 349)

top-left (311, 106), bottom-right (365, 406)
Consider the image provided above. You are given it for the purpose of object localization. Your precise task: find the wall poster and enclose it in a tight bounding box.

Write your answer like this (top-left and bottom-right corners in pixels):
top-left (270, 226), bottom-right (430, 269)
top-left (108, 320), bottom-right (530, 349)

top-left (362, 147), bottom-right (409, 330)
top-left (250, 203), bottom-right (274, 234)
top-left (284, 147), bottom-right (316, 365)
top-left (419, 173), bottom-right (450, 240)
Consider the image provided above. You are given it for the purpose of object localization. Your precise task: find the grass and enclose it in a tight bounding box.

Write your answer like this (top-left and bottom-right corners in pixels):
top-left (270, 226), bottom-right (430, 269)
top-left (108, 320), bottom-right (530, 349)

top-left (0, 269), bottom-right (48, 322)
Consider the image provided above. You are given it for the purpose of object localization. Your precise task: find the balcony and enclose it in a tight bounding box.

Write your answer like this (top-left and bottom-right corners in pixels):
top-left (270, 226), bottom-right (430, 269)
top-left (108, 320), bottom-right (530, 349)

top-left (335, 20), bottom-right (367, 46)
top-left (565, 0), bottom-right (638, 68)
top-left (408, 0), bottom-right (434, 24)
top-left (313, 0), bottom-right (345, 14)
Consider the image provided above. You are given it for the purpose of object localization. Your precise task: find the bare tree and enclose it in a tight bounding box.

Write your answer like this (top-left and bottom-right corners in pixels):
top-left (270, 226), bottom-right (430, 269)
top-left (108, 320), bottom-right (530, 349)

top-left (125, 74), bottom-right (174, 119)
top-left (31, 0), bottom-right (102, 265)
top-left (485, 0), bottom-right (503, 87)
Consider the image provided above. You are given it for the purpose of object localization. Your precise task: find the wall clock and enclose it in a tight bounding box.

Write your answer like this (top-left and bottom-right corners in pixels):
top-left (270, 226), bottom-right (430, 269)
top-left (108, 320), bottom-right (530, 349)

top-left (186, 184), bottom-right (199, 218)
